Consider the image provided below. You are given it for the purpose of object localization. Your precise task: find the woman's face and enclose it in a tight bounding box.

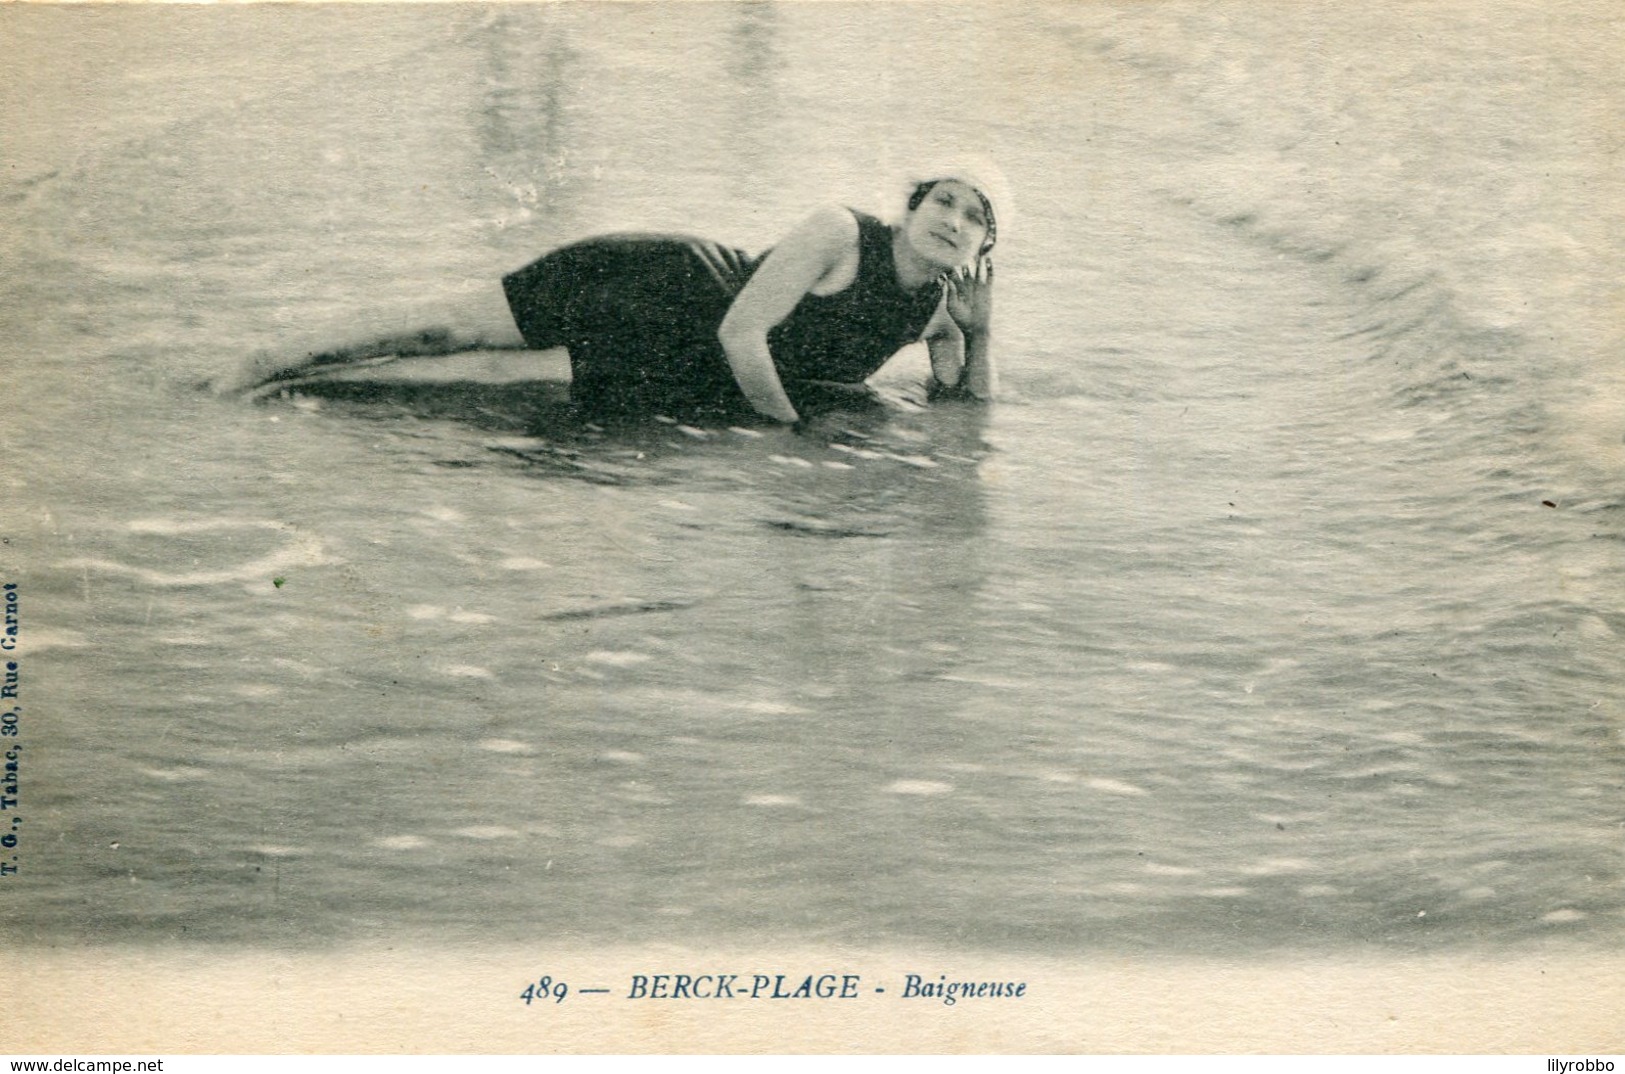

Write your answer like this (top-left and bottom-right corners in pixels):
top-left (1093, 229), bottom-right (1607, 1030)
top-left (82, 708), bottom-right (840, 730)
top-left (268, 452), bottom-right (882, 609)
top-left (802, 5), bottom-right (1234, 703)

top-left (903, 180), bottom-right (991, 270)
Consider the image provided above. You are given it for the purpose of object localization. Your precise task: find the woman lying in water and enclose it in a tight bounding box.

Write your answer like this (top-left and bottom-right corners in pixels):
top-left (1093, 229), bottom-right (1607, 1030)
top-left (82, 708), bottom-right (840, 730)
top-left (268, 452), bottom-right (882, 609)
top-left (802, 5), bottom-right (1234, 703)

top-left (251, 162), bottom-right (1004, 423)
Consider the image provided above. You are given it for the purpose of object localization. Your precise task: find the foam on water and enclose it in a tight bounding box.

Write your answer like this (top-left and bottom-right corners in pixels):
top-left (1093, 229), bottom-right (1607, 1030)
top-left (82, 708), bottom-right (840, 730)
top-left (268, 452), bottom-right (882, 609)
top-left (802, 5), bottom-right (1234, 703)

top-left (56, 527), bottom-right (327, 589)
top-left (885, 780), bottom-right (953, 796)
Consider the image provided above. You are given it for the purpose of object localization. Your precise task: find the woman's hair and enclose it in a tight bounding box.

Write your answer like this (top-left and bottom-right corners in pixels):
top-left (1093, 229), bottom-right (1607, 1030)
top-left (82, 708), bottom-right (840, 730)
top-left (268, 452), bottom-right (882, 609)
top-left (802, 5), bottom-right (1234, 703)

top-left (907, 180), bottom-right (997, 254)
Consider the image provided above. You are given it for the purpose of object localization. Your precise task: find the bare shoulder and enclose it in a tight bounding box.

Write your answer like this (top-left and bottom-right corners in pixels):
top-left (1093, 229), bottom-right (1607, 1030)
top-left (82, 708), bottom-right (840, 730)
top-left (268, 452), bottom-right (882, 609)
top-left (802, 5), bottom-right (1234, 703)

top-left (722, 204), bottom-right (863, 334)
top-left (787, 204), bottom-right (861, 295)
top-left (796, 203), bottom-right (861, 245)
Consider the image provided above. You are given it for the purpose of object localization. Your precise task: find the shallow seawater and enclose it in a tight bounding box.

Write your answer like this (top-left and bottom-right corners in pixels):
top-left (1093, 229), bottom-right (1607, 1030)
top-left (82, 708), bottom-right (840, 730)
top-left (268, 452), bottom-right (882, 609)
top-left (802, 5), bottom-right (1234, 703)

top-left (2, 2), bottom-right (1621, 958)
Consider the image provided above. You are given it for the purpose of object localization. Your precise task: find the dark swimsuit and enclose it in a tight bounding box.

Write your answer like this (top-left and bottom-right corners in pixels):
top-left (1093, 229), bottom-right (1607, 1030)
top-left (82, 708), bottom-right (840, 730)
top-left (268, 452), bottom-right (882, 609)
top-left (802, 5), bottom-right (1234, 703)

top-left (500, 209), bottom-right (943, 417)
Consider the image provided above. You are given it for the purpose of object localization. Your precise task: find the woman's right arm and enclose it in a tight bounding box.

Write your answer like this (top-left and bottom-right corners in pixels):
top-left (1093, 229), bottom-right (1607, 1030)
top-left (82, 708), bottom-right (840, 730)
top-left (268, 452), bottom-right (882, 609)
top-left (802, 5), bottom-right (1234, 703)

top-left (718, 206), bottom-right (858, 423)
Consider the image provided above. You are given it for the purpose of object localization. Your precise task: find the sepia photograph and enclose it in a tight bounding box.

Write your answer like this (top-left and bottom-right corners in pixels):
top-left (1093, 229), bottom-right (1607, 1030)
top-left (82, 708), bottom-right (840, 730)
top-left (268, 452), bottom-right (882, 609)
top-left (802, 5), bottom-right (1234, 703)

top-left (5, 0), bottom-right (1623, 1056)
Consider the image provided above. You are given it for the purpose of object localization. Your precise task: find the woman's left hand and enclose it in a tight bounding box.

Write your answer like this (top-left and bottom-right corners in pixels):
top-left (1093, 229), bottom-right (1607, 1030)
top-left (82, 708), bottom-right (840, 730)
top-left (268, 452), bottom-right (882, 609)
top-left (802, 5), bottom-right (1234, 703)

top-left (945, 256), bottom-right (994, 336)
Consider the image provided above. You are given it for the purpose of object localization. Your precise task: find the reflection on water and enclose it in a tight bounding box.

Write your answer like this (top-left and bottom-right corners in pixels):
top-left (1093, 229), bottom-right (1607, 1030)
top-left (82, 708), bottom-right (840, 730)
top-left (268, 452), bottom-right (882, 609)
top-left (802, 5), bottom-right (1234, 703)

top-left (722, 2), bottom-right (786, 209)
top-left (476, 8), bottom-right (583, 220)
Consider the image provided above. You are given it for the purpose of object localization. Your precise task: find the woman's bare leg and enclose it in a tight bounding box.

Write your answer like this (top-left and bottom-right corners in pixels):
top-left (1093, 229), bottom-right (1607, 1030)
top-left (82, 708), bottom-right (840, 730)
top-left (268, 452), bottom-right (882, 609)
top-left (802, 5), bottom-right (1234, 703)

top-left (214, 281), bottom-right (530, 393)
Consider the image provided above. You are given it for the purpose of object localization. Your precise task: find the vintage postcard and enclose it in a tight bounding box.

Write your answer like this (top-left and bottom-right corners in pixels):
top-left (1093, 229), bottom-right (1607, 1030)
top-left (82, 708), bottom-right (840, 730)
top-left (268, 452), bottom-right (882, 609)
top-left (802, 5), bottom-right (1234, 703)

top-left (6, 0), bottom-right (1623, 1056)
